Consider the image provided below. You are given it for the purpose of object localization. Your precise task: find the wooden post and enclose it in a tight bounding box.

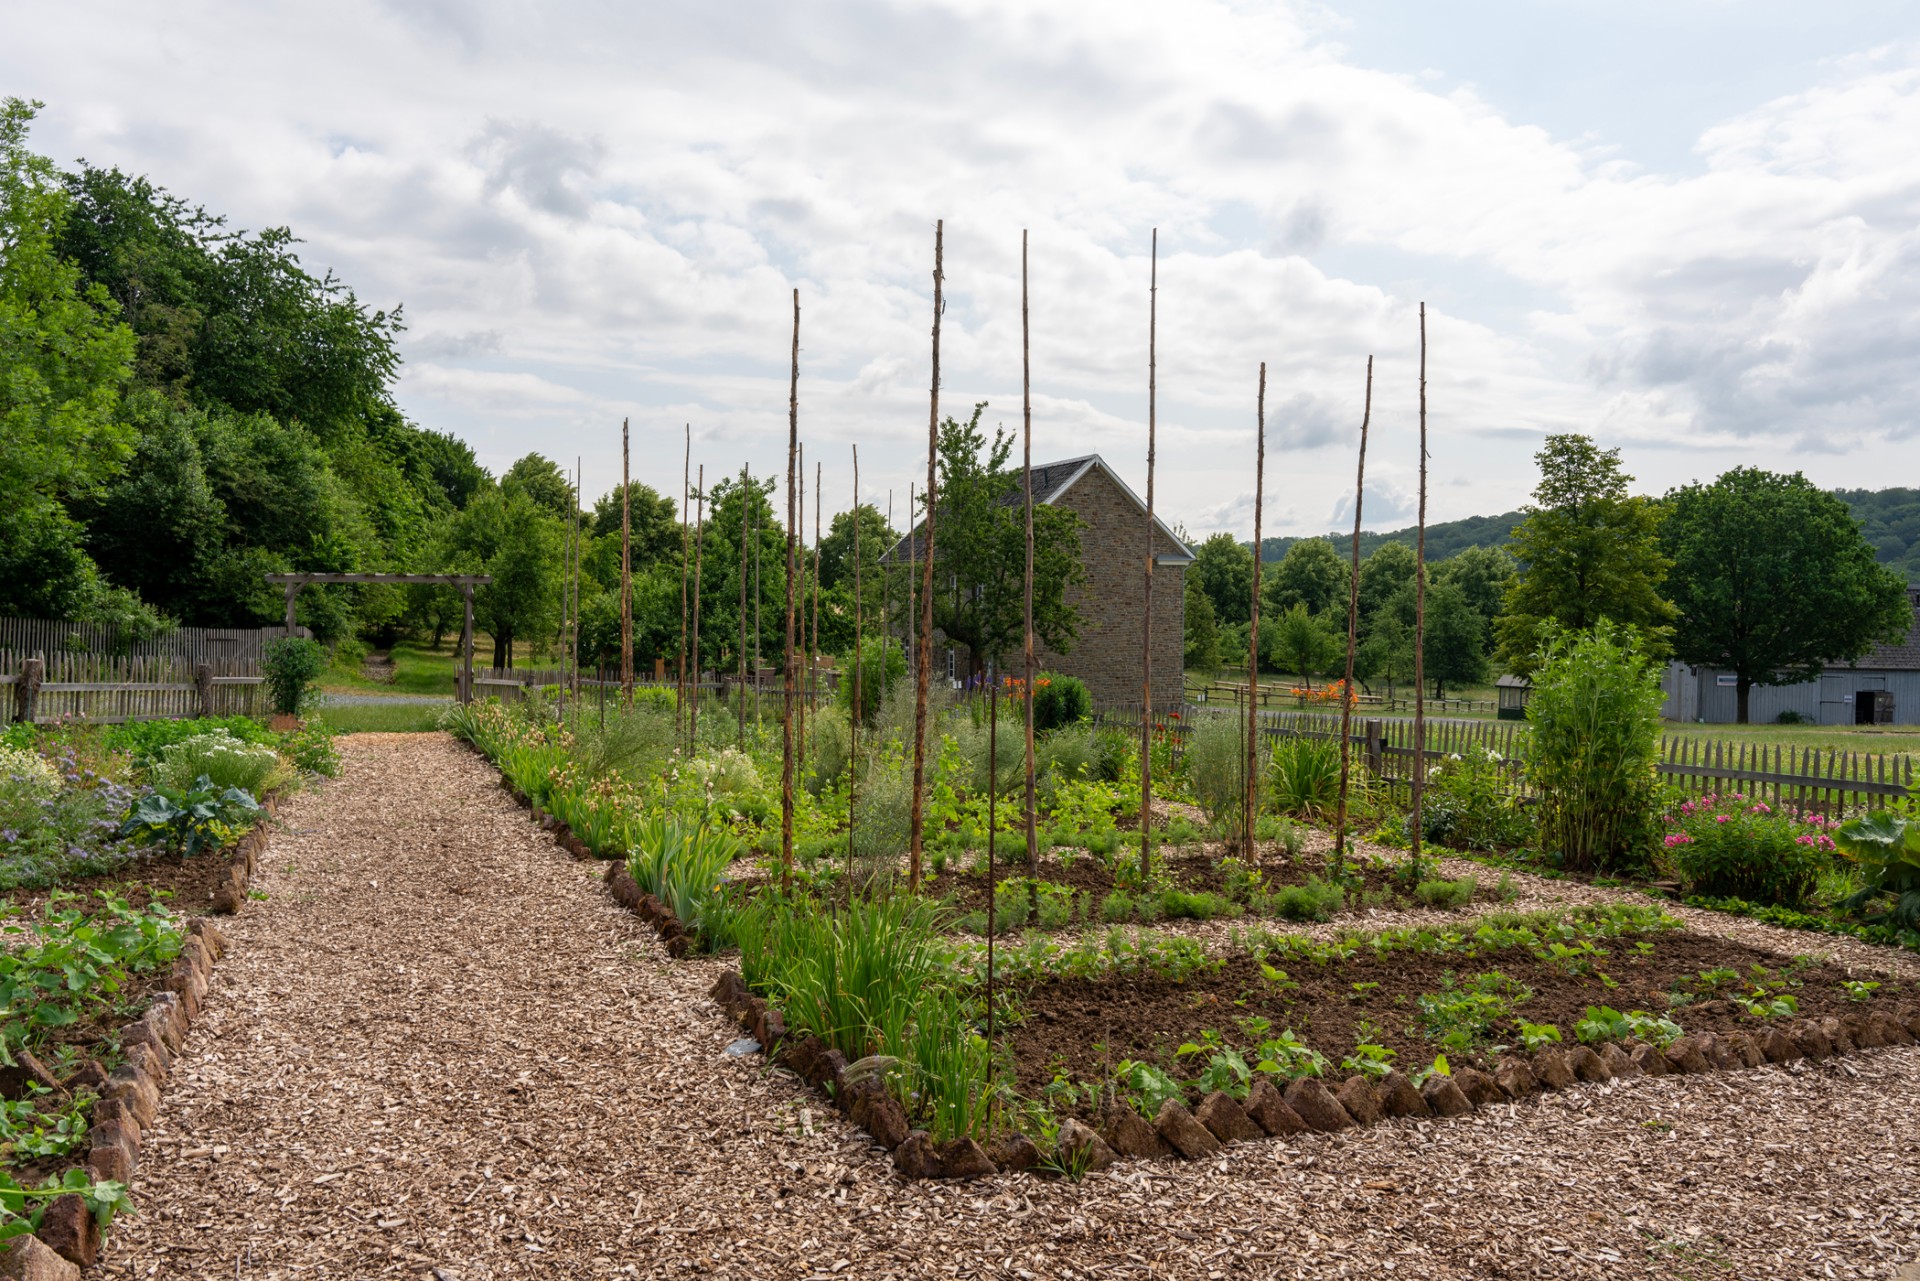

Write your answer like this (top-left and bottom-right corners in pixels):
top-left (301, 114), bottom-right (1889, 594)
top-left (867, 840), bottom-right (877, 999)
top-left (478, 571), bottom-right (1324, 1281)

top-left (1365, 717), bottom-right (1383, 777)
top-left (1021, 228), bottom-right (1038, 872)
top-left (738, 463), bottom-right (750, 748)
top-left (1245, 362), bottom-right (1265, 862)
top-left (283, 583), bottom-right (299, 637)
top-left (1334, 357), bottom-right (1373, 872)
top-left (460, 585), bottom-right (475, 703)
top-left (194, 663), bottom-right (215, 718)
top-left (796, 442), bottom-right (807, 764)
top-left (1411, 303), bottom-right (1429, 873)
top-left (678, 423), bottom-right (691, 731)
top-left (1140, 227), bottom-right (1157, 885)
top-left (908, 220), bottom-right (942, 893)
top-left (621, 417), bottom-right (633, 706)
top-left (850, 444), bottom-right (863, 894)
top-left (811, 457), bottom-right (822, 748)
top-left (782, 288), bottom-right (801, 887)
top-left (693, 466), bottom-right (705, 748)
top-left (17, 657), bottom-right (43, 724)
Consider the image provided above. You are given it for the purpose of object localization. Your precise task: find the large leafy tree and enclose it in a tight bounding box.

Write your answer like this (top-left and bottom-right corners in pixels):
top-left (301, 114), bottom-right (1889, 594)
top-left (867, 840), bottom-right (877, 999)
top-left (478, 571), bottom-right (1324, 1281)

top-left (1424, 581), bottom-right (1490, 696)
top-left (1265, 604), bottom-right (1342, 686)
top-left (1663, 468), bottom-right (1912, 723)
top-left (1183, 575), bottom-right (1219, 671)
top-left (1263, 537), bottom-right (1349, 620)
top-left (441, 488), bottom-right (565, 668)
top-left (924, 404), bottom-right (1083, 673)
top-left (1497, 434), bottom-right (1675, 673)
top-left (1189, 532), bottom-right (1255, 626)
top-left (1433, 544), bottom-right (1515, 655)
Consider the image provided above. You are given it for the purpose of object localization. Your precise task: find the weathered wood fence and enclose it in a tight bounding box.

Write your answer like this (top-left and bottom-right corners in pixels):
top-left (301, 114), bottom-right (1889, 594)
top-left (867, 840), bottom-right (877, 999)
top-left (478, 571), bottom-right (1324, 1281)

top-left (0, 652), bottom-right (266, 726)
top-left (1105, 705), bottom-right (1917, 814)
top-left (0, 617), bottom-right (279, 662)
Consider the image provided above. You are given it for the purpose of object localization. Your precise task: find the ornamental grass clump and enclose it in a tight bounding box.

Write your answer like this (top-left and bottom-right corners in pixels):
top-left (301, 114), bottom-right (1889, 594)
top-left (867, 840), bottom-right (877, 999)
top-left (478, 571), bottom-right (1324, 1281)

top-left (624, 816), bottom-right (741, 939)
top-left (1660, 793), bottom-right (1833, 906)
top-left (1524, 622), bottom-right (1665, 875)
top-left (149, 731), bottom-right (289, 798)
top-left (1265, 736), bottom-right (1341, 818)
top-left (1186, 712), bottom-right (1253, 838)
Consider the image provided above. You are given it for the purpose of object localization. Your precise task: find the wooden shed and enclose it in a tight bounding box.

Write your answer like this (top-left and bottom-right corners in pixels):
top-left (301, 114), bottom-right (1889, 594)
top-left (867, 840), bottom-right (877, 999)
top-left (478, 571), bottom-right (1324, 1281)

top-left (1496, 673), bottom-right (1531, 720)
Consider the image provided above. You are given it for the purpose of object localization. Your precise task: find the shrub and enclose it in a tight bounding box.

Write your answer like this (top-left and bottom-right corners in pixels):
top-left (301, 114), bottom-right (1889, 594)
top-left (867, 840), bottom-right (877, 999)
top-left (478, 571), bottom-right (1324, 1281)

top-left (102, 716), bottom-right (277, 766)
top-left (1090, 725), bottom-right (1134, 783)
top-left (1265, 736), bottom-right (1341, 817)
top-left (805, 706), bottom-right (852, 798)
top-left (572, 702), bottom-right (676, 779)
top-left (1831, 808), bottom-right (1920, 932)
top-left (1270, 875), bottom-right (1345, 921)
top-left (0, 745), bottom-right (59, 802)
top-left (1524, 622), bottom-right (1664, 875)
top-left (1661, 793), bottom-right (1831, 907)
top-left (1031, 673), bottom-right (1091, 733)
top-left (280, 722), bottom-right (340, 776)
top-left (1414, 876), bottom-right (1478, 908)
top-left (1036, 726), bottom-right (1096, 794)
top-left (1417, 744), bottom-right (1530, 851)
top-left (149, 731), bottom-right (289, 797)
top-left (262, 637), bottom-right (327, 716)
top-left (837, 636), bottom-right (908, 726)
top-left (1186, 712), bottom-right (1254, 836)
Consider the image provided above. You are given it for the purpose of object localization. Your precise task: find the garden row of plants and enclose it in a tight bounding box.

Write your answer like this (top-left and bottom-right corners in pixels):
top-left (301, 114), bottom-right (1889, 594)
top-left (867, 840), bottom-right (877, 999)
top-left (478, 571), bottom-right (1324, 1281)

top-left (0, 712), bottom-right (332, 1248)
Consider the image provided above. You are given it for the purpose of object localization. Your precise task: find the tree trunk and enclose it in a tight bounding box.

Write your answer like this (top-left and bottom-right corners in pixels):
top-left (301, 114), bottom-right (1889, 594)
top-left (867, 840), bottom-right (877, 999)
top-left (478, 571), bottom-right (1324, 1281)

top-left (1737, 677), bottom-right (1751, 725)
top-left (492, 630), bottom-right (509, 671)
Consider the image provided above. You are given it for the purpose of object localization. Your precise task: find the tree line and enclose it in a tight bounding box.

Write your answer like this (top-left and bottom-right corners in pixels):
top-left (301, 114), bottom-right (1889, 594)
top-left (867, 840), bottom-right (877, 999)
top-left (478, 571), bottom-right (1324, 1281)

top-left (1183, 433), bottom-right (1912, 722)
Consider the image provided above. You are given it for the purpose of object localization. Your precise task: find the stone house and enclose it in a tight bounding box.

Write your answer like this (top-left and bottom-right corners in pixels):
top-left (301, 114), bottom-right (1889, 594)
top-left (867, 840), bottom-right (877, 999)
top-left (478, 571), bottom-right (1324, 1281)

top-left (882, 454), bottom-right (1193, 710)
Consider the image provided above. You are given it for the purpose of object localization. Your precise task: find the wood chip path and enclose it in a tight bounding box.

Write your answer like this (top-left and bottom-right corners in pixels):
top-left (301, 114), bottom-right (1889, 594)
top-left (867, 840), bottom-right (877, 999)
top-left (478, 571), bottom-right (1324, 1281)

top-left (106, 734), bottom-right (1920, 1280)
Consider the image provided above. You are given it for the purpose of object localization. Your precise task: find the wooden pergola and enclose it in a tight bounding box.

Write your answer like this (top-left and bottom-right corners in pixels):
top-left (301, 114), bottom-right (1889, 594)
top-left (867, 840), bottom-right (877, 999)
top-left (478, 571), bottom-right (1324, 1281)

top-left (264, 573), bottom-right (493, 702)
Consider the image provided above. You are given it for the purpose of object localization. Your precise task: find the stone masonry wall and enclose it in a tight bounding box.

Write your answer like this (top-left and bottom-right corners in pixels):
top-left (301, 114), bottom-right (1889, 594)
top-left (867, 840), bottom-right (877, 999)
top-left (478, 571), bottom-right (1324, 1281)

top-left (1033, 465), bottom-right (1186, 710)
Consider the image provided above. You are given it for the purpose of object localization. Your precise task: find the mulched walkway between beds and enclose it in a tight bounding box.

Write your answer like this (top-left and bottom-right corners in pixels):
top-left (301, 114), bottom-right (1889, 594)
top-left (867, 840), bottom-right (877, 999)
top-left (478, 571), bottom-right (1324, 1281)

top-left (106, 734), bottom-right (1920, 1280)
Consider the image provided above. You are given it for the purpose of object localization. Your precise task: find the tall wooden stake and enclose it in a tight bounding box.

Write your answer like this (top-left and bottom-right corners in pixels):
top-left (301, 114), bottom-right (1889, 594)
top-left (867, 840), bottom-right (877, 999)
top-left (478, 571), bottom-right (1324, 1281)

top-left (692, 466), bottom-right (705, 748)
top-left (782, 288), bottom-right (800, 887)
top-left (986, 652), bottom-right (998, 1102)
top-left (850, 446), bottom-right (863, 894)
top-left (754, 479), bottom-right (763, 730)
top-left (738, 463), bottom-right (750, 747)
top-left (796, 442), bottom-right (807, 768)
top-left (812, 458), bottom-right (822, 769)
top-left (1021, 229), bottom-right (1038, 872)
top-left (1245, 363), bottom-right (1265, 862)
top-left (572, 456), bottom-right (582, 717)
top-left (622, 418), bottom-right (633, 708)
top-left (1334, 358), bottom-right (1373, 873)
top-left (908, 221), bottom-right (943, 893)
top-left (906, 482), bottom-right (916, 690)
top-left (1412, 303), bottom-right (1429, 875)
top-left (677, 423), bottom-right (690, 726)
top-left (1139, 228), bottom-right (1157, 883)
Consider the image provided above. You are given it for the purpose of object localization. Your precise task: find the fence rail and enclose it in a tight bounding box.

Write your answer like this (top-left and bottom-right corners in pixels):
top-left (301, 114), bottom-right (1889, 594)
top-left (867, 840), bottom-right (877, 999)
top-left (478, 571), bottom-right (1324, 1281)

top-left (1161, 705), bottom-right (1916, 813)
top-left (1, 652), bottom-right (266, 725)
top-left (0, 617), bottom-right (283, 662)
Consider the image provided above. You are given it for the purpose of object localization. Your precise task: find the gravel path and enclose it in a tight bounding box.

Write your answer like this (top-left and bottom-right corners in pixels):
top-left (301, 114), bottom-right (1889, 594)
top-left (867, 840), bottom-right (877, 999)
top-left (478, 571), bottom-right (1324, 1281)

top-left (107, 734), bottom-right (1920, 1280)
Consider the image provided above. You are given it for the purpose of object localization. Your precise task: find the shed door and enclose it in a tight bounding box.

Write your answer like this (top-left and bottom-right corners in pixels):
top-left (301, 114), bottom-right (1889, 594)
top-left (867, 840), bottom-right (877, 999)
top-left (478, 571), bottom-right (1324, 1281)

top-left (1818, 674), bottom-right (1853, 725)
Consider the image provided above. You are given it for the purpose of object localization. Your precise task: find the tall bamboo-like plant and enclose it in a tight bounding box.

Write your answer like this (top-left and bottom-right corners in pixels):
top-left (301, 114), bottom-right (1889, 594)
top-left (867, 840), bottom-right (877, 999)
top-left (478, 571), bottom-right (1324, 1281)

top-left (1524, 621), bottom-right (1664, 874)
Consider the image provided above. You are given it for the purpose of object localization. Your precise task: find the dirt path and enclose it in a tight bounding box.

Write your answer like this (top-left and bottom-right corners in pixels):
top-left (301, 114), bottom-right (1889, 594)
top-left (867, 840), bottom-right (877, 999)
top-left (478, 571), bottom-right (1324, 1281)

top-left (107, 734), bottom-right (1920, 1280)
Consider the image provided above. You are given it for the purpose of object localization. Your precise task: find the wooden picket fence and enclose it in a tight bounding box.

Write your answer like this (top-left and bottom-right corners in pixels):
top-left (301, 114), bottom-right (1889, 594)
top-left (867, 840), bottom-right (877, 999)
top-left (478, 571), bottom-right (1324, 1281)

top-left (0, 617), bottom-right (279, 662)
top-left (0, 651), bottom-right (266, 726)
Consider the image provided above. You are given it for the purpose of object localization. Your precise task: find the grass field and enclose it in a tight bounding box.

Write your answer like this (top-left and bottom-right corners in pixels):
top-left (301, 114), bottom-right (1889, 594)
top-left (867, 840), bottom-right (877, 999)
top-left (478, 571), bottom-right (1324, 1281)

top-left (315, 702), bottom-right (450, 733)
top-left (320, 638), bottom-right (568, 696)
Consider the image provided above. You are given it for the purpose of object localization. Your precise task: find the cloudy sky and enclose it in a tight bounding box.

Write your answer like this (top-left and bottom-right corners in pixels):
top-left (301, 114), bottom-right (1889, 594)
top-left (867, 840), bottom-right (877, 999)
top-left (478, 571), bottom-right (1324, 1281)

top-left (10, 0), bottom-right (1920, 540)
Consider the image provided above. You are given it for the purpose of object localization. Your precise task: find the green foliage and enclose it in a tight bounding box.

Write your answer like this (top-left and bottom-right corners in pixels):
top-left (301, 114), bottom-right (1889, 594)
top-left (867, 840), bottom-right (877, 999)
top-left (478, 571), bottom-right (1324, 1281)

top-left (262, 637), bottom-right (326, 715)
top-left (1574, 1005), bottom-right (1683, 1047)
top-left (1525, 621), bottom-right (1665, 875)
top-left (1498, 435), bottom-right (1676, 674)
top-left (148, 731), bottom-right (286, 796)
top-left (1113, 1059), bottom-right (1185, 1118)
top-left (1250, 1029), bottom-right (1329, 1081)
top-left (1190, 532), bottom-right (1255, 626)
top-left (100, 716), bottom-right (275, 765)
top-left (1663, 468), bottom-right (1913, 722)
top-left (1185, 712), bottom-right (1252, 836)
top-left (0, 1166), bottom-right (134, 1242)
top-left (1265, 735), bottom-right (1341, 817)
top-left (1516, 1020), bottom-right (1562, 1052)
top-left (924, 405), bottom-right (1085, 669)
top-left (1420, 581), bottom-right (1490, 696)
top-left (1031, 673), bottom-right (1091, 733)
top-left (0, 895), bottom-right (184, 1063)
top-left (1264, 604), bottom-right (1341, 684)
top-left (1835, 487), bottom-right (1920, 584)
top-left (1183, 574), bottom-right (1219, 671)
top-left (1340, 1038), bottom-right (1395, 1081)
top-left (1268, 876), bottom-right (1347, 921)
top-left (119, 776), bottom-right (261, 856)
top-left (624, 817), bottom-right (743, 941)
top-left (1415, 971), bottom-right (1531, 1051)
top-left (1263, 539), bottom-right (1349, 618)
top-left (1418, 744), bottom-right (1530, 851)
top-left (837, 636), bottom-right (908, 726)
top-left (1661, 794), bottom-right (1830, 907)
top-left (1831, 809), bottom-right (1920, 932)
top-left (1414, 876), bottom-right (1478, 908)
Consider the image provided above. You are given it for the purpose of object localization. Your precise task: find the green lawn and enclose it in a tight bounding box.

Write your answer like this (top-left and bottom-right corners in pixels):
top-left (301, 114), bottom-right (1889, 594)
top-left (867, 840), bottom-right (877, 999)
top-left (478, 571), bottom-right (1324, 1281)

top-left (320, 638), bottom-right (569, 696)
top-left (315, 702), bottom-right (449, 733)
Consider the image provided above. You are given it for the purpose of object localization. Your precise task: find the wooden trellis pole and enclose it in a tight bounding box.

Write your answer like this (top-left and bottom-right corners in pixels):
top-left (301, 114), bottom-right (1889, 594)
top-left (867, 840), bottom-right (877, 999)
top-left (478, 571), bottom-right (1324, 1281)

top-left (796, 442), bottom-right (807, 768)
top-left (812, 457), bottom-right (822, 766)
top-left (677, 423), bottom-right (690, 727)
top-left (908, 220), bottom-right (942, 893)
top-left (1334, 357), bottom-right (1372, 873)
top-left (1022, 229), bottom-right (1038, 872)
top-left (1411, 303), bottom-right (1429, 873)
top-left (622, 418), bottom-right (634, 708)
top-left (692, 465), bottom-right (705, 749)
top-left (1140, 228), bottom-right (1157, 884)
top-left (849, 445), bottom-right (863, 894)
top-left (737, 463), bottom-right (750, 747)
top-left (1245, 362), bottom-right (1265, 863)
top-left (783, 288), bottom-right (800, 888)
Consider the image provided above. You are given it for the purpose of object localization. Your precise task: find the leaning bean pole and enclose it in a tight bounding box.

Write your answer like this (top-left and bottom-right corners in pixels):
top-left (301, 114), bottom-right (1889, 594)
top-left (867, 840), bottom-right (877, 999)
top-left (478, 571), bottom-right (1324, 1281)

top-left (676, 424), bottom-right (690, 726)
top-left (1410, 303), bottom-right (1429, 874)
top-left (1333, 357), bottom-right (1373, 874)
top-left (782, 288), bottom-right (801, 888)
top-left (1139, 229), bottom-right (1158, 883)
top-left (1021, 229), bottom-right (1038, 872)
top-left (1244, 363), bottom-right (1265, 863)
top-left (622, 418), bottom-right (634, 708)
top-left (848, 445), bottom-right (863, 894)
top-left (692, 466), bottom-right (706, 749)
top-left (908, 221), bottom-right (943, 893)
top-left (737, 464), bottom-right (751, 747)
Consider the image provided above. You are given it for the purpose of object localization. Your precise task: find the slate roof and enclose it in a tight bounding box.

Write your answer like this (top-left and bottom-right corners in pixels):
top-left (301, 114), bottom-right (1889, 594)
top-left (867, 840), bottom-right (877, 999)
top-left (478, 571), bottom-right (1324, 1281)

top-left (1853, 588), bottom-right (1920, 670)
top-left (880, 454), bottom-right (1193, 566)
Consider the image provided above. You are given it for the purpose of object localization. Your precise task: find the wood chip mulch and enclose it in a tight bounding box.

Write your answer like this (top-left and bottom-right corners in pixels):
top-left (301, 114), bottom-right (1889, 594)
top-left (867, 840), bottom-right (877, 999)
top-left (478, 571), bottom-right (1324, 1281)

top-left (104, 734), bottom-right (1920, 1279)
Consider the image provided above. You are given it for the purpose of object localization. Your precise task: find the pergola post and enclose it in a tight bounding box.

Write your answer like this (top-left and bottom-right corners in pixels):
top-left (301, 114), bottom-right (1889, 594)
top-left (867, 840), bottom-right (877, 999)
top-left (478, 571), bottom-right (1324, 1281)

top-left (283, 583), bottom-right (300, 637)
top-left (460, 584), bottom-right (475, 704)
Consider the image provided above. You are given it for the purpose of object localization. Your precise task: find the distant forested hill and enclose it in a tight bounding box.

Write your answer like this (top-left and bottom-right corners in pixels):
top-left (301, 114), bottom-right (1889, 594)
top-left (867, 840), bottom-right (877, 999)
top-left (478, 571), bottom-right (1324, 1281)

top-left (1256, 491), bottom-right (1920, 582)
